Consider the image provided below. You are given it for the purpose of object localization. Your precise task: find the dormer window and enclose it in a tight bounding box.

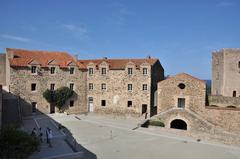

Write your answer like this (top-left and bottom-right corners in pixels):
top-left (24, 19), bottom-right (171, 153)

top-left (143, 68), bottom-right (148, 75)
top-left (128, 68), bottom-right (133, 75)
top-left (70, 67), bottom-right (75, 74)
top-left (31, 66), bottom-right (37, 74)
top-left (101, 68), bottom-right (106, 75)
top-left (50, 67), bottom-right (55, 74)
top-left (89, 68), bottom-right (93, 75)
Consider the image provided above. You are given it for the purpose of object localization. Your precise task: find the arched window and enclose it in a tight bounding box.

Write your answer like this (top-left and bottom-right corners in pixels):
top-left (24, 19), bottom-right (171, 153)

top-left (238, 61), bottom-right (240, 68)
top-left (233, 91), bottom-right (236, 97)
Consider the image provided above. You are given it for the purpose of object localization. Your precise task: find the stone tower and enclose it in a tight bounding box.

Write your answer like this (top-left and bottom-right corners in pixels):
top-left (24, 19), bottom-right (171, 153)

top-left (212, 48), bottom-right (240, 97)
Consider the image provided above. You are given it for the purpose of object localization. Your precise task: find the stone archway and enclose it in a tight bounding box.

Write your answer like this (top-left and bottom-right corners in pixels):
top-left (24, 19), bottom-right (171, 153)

top-left (170, 119), bottom-right (187, 130)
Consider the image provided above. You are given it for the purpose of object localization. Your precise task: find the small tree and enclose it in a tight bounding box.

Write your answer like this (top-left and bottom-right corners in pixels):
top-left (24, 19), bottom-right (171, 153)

top-left (43, 87), bottom-right (74, 112)
top-left (0, 126), bottom-right (40, 159)
top-left (43, 89), bottom-right (56, 103)
top-left (55, 87), bottom-right (74, 111)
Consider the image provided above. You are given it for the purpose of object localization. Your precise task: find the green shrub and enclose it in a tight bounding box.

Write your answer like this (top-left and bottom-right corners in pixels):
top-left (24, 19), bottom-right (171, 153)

top-left (43, 87), bottom-right (74, 112)
top-left (149, 120), bottom-right (165, 127)
top-left (43, 89), bottom-right (56, 103)
top-left (0, 126), bottom-right (40, 159)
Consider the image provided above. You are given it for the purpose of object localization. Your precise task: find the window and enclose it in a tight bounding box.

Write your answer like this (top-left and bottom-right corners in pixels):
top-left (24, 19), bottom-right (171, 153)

top-left (178, 83), bottom-right (185, 89)
top-left (143, 68), bottom-right (148, 75)
top-left (127, 101), bottom-right (132, 107)
top-left (101, 68), bottom-right (106, 75)
top-left (70, 67), bottom-right (75, 74)
top-left (89, 68), bottom-right (93, 75)
top-left (50, 67), bottom-right (55, 74)
top-left (233, 91), bottom-right (237, 97)
top-left (31, 66), bottom-right (37, 74)
top-left (101, 83), bottom-right (106, 90)
top-left (70, 83), bottom-right (74, 90)
top-left (32, 102), bottom-right (37, 113)
top-left (128, 68), bottom-right (133, 75)
top-left (89, 83), bottom-right (93, 90)
top-left (142, 84), bottom-right (147, 91)
top-left (128, 84), bottom-right (132, 91)
top-left (31, 83), bottom-right (36, 91)
top-left (50, 83), bottom-right (55, 91)
top-left (178, 98), bottom-right (185, 108)
top-left (70, 100), bottom-right (74, 107)
top-left (101, 100), bottom-right (106, 106)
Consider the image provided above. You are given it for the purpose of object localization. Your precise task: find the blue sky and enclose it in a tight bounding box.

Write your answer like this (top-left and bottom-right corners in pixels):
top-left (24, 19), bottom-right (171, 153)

top-left (0, 0), bottom-right (240, 79)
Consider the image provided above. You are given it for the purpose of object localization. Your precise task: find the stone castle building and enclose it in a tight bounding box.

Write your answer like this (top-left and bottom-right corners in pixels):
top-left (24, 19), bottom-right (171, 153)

top-left (212, 48), bottom-right (240, 97)
top-left (0, 48), bottom-right (164, 117)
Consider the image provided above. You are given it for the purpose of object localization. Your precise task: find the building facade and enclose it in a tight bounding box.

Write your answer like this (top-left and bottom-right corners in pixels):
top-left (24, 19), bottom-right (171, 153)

top-left (5, 48), bottom-right (87, 116)
top-left (212, 48), bottom-right (240, 97)
top-left (79, 58), bottom-right (164, 117)
top-left (1, 48), bottom-right (164, 117)
top-left (157, 73), bottom-right (207, 131)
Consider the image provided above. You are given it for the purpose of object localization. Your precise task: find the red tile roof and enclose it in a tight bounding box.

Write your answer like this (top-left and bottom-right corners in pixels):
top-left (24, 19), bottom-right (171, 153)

top-left (7, 48), bottom-right (159, 70)
top-left (7, 48), bottom-right (76, 68)
top-left (78, 58), bottom-right (158, 70)
top-left (164, 73), bottom-right (206, 84)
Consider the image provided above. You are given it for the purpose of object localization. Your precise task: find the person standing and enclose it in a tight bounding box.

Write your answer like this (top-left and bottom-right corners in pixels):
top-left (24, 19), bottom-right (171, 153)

top-left (48, 128), bottom-right (53, 148)
top-left (46, 128), bottom-right (49, 144)
top-left (38, 127), bottom-right (43, 142)
top-left (31, 128), bottom-right (37, 137)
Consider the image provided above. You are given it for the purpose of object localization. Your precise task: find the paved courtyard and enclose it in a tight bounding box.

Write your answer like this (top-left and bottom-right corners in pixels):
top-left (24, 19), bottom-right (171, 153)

top-left (49, 114), bottom-right (240, 159)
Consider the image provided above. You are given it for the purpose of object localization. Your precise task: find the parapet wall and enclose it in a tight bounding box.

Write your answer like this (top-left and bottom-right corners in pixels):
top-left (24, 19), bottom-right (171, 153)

top-left (208, 95), bottom-right (240, 108)
top-left (202, 106), bottom-right (240, 133)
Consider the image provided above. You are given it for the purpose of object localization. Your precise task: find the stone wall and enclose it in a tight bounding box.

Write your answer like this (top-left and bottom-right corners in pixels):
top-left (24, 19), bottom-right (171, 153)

top-left (211, 51), bottom-right (224, 95)
top-left (201, 106), bottom-right (240, 133)
top-left (86, 63), bottom-right (152, 118)
top-left (0, 54), bottom-right (6, 86)
top-left (9, 66), bottom-right (87, 116)
top-left (208, 95), bottom-right (240, 108)
top-left (157, 73), bottom-right (206, 114)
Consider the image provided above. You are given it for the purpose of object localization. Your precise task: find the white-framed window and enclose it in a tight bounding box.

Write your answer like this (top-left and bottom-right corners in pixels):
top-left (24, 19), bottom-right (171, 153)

top-left (31, 83), bottom-right (37, 91)
top-left (128, 68), bottom-right (133, 75)
top-left (31, 66), bottom-right (37, 74)
top-left (143, 68), bottom-right (148, 75)
top-left (142, 84), bottom-right (147, 91)
top-left (70, 67), bottom-right (75, 74)
top-left (50, 83), bottom-right (55, 91)
top-left (70, 83), bottom-right (74, 90)
top-left (50, 67), bottom-right (56, 74)
top-left (89, 83), bottom-right (93, 90)
top-left (89, 68), bottom-right (93, 75)
top-left (101, 83), bottom-right (106, 90)
top-left (128, 84), bottom-right (132, 91)
top-left (101, 68), bottom-right (106, 75)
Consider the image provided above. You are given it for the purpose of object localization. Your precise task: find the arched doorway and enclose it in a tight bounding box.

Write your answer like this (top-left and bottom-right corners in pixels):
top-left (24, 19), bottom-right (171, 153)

top-left (170, 119), bottom-right (187, 130)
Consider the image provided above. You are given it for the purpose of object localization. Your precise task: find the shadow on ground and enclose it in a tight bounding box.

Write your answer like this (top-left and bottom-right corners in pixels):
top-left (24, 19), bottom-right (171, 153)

top-left (2, 89), bottom-right (97, 159)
